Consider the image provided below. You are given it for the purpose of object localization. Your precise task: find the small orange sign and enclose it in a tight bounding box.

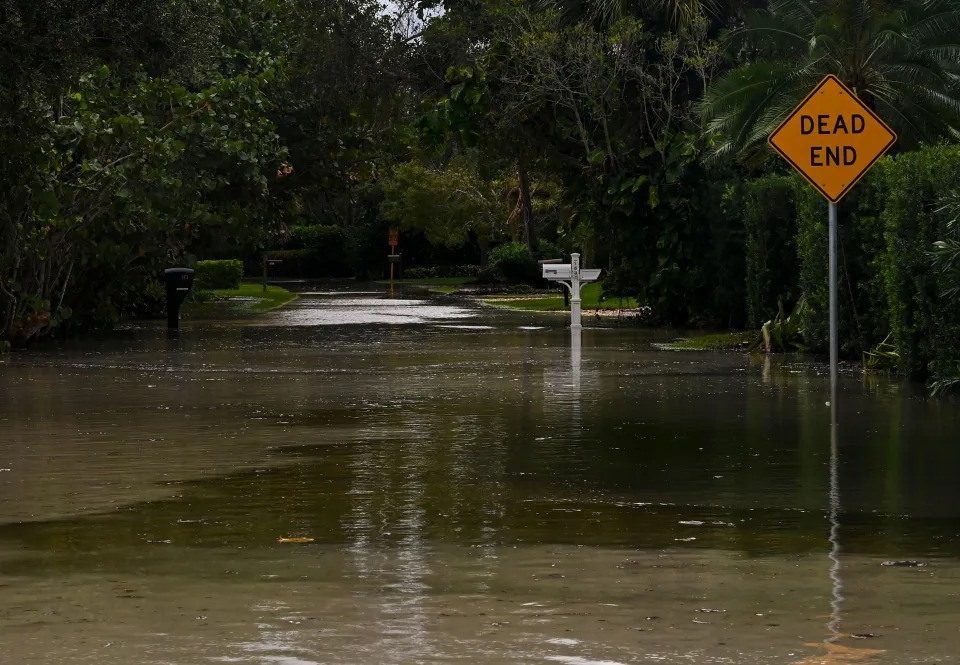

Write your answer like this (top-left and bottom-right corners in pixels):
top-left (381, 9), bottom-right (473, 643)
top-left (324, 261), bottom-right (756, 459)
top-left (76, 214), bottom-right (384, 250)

top-left (388, 228), bottom-right (399, 246)
top-left (768, 75), bottom-right (896, 203)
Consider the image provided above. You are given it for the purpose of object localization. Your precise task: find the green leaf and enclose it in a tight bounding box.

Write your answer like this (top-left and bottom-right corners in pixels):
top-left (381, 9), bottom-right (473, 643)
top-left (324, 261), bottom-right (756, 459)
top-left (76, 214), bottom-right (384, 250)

top-left (587, 149), bottom-right (606, 166)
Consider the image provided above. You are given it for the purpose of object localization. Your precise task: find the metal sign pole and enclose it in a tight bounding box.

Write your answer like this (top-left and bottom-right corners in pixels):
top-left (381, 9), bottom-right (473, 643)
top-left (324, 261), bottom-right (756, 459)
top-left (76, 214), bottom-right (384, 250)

top-left (389, 243), bottom-right (396, 287)
top-left (570, 253), bottom-right (582, 330)
top-left (828, 202), bottom-right (838, 419)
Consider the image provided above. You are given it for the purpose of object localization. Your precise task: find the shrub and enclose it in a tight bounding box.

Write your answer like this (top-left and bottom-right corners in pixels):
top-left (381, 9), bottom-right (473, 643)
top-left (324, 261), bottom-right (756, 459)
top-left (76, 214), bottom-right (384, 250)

top-left (195, 259), bottom-right (244, 290)
top-left (404, 267), bottom-right (437, 279)
top-left (273, 225), bottom-right (350, 277)
top-left (535, 240), bottom-right (563, 261)
top-left (119, 279), bottom-right (167, 318)
top-left (734, 176), bottom-right (800, 327)
top-left (287, 225), bottom-right (344, 251)
top-left (490, 242), bottom-right (538, 284)
top-left (476, 265), bottom-right (499, 284)
top-left (264, 249), bottom-right (323, 278)
top-left (437, 265), bottom-right (480, 278)
top-left (874, 145), bottom-right (960, 377)
top-left (0, 340), bottom-right (10, 354)
top-left (787, 144), bottom-right (960, 377)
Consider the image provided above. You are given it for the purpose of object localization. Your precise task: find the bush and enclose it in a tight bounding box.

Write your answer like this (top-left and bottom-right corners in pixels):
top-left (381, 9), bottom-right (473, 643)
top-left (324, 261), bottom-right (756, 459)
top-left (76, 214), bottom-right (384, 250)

top-left (476, 265), bottom-right (499, 284)
top-left (402, 265), bottom-right (480, 280)
top-left (195, 259), bottom-right (243, 290)
top-left (263, 249), bottom-right (323, 278)
top-left (404, 267), bottom-right (437, 279)
top-left (0, 340), bottom-right (10, 354)
top-left (118, 279), bottom-right (167, 318)
top-left (734, 176), bottom-right (800, 327)
top-left (535, 240), bottom-right (563, 262)
top-left (274, 225), bottom-right (350, 277)
top-left (437, 264), bottom-right (480, 278)
top-left (287, 225), bottom-right (344, 251)
top-left (786, 144), bottom-right (960, 377)
top-left (873, 145), bottom-right (960, 377)
top-left (490, 242), bottom-right (539, 284)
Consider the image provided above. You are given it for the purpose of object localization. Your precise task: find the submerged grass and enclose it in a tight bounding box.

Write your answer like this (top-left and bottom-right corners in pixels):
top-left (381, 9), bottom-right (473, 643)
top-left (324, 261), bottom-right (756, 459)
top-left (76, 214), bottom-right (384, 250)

top-left (658, 330), bottom-right (758, 351)
top-left (185, 283), bottom-right (298, 318)
top-left (483, 283), bottom-right (639, 312)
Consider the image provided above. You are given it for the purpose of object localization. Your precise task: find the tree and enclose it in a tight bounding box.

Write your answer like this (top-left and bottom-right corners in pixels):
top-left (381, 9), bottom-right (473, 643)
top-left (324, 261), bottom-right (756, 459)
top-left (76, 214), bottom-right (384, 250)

top-left (0, 1), bottom-right (288, 343)
top-left (381, 158), bottom-right (513, 263)
top-left (699, 0), bottom-right (960, 161)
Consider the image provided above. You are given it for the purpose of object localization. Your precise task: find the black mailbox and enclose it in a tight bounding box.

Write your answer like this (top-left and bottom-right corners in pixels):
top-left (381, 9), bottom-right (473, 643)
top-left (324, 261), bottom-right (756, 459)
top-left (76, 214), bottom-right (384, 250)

top-left (163, 267), bottom-right (195, 329)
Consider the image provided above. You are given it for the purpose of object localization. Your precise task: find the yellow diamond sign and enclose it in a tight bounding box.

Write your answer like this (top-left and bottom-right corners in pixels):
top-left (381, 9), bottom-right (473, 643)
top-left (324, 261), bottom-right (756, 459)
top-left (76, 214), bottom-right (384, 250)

top-left (768, 75), bottom-right (897, 203)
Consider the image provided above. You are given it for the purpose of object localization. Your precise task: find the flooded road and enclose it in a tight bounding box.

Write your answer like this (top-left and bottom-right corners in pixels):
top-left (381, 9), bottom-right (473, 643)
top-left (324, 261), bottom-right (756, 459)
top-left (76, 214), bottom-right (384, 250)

top-left (2, 287), bottom-right (959, 664)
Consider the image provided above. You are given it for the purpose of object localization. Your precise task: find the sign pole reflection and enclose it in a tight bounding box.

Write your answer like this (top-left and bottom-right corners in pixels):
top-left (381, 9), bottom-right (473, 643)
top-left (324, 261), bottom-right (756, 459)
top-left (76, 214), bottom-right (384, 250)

top-left (827, 410), bottom-right (844, 643)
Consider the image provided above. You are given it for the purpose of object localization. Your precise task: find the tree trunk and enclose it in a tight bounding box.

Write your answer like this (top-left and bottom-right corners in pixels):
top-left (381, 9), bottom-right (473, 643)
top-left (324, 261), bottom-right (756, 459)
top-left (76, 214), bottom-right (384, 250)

top-left (517, 152), bottom-right (536, 253)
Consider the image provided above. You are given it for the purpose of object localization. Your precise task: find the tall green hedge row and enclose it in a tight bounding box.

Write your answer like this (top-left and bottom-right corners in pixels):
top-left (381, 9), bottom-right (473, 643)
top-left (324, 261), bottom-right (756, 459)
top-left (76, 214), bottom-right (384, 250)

top-left (195, 259), bottom-right (244, 290)
top-left (740, 144), bottom-right (960, 378)
top-left (270, 225), bottom-right (350, 277)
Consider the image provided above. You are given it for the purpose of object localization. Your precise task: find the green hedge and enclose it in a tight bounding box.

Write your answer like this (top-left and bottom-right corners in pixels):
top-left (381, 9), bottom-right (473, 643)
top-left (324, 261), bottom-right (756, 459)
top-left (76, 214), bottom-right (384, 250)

top-left (873, 146), bottom-right (960, 377)
top-left (264, 248), bottom-right (349, 278)
top-left (272, 225), bottom-right (350, 277)
top-left (195, 259), bottom-right (243, 290)
top-left (733, 176), bottom-right (800, 327)
top-left (287, 225), bottom-right (344, 250)
top-left (490, 242), bottom-right (539, 284)
top-left (749, 145), bottom-right (960, 377)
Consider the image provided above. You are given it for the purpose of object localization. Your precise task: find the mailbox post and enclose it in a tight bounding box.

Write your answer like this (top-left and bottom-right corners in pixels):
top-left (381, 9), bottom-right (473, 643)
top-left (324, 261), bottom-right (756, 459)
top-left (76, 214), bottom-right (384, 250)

top-left (542, 253), bottom-right (601, 330)
top-left (163, 268), bottom-right (195, 330)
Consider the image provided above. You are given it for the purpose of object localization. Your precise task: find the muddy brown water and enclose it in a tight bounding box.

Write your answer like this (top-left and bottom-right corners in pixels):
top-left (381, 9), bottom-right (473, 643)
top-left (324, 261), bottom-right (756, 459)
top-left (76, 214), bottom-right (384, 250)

top-left (2, 286), bottom-right (959, 664)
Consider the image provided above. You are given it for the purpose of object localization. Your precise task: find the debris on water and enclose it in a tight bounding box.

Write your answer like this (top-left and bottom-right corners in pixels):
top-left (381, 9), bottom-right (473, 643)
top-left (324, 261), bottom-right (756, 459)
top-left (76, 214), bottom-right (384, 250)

top-left (850, 633), bottom-right (880, 639)
top-left (675, 537), bottom-right (697, 542)
top-left (278, 536), bottom-right (315, 544)
top-left (697, 608), bottom-right (726, 613)
top-left (881, 560), bottom-right (926, 567)
top-left (692, 619), bottom-right (710, 624)
top-left (679, 520), bottom-right (704, 526)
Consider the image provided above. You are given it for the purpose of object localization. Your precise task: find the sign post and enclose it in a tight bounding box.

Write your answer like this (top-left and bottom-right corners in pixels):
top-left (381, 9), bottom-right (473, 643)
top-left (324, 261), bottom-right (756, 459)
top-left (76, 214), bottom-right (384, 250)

top-left (768, 75), bottom-right (896, 418)
top-left (388, 228), bottom-right (399, 287)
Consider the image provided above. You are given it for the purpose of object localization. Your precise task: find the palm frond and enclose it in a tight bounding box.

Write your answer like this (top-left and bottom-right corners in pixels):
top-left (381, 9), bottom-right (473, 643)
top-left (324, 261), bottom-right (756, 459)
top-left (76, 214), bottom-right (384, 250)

top-left (702, 0), bottom-right (960, 160)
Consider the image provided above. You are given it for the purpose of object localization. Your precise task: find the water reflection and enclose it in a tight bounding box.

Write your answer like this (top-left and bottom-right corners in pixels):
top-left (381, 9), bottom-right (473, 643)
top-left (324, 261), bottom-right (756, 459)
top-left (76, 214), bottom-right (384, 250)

top-left (262, 295), bottom-right (475, 327)
top-left (827, 419), bottom-right (844, 643)
top-left (2, 289), bottom-right (960, 663)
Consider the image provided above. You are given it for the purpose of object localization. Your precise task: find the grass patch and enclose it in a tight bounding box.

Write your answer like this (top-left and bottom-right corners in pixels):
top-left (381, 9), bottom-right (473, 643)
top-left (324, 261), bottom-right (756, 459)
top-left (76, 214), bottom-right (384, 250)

top-left (429, 286), bottom-right (460, 294)
top-left (658, 330), bottom-right (758, 351)
top-left (484, 283), bottom-right (638, 312)
top-left (185, 283), bottom-right (297, 318)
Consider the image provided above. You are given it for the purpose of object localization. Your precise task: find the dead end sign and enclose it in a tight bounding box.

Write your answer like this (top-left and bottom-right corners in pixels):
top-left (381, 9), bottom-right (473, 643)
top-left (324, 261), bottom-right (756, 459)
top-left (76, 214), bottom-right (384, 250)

top-left (768, 75), bottom-right (896, 203)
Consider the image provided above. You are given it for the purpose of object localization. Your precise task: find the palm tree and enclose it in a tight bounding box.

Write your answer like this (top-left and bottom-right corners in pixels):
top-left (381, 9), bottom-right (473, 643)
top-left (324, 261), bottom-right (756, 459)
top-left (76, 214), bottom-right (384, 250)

top-left (700, 0), bottom-right (960, 160)
top-left (538, 0), bottom-right (728, 28)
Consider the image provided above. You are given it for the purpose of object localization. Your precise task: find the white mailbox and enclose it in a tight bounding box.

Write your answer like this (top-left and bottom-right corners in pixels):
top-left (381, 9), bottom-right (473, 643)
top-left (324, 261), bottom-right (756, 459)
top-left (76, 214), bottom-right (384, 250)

top-left (579, 268), bottom-right (602, 282)
top-left (540, 254), bottom-right (601, 331)
top-left (543, 264), bottom-right (572, 280)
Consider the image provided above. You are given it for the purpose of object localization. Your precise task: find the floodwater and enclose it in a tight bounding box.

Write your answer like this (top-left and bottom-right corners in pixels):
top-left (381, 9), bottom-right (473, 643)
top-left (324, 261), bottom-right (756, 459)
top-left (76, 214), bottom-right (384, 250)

top-left (2, 287), bottom-right (960, 665)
